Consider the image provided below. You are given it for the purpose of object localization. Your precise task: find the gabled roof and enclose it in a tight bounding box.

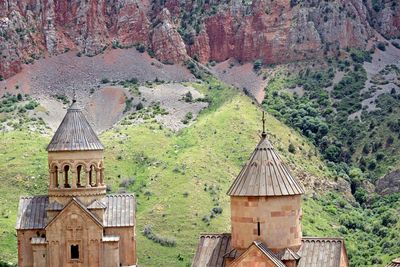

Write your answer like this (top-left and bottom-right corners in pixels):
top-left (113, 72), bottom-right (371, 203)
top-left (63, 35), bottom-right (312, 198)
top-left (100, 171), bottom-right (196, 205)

top-left (192, 235), bottom-right (349, 267)
top-left (16, 194), bottom-right (136, 230)
top-left (298, 237), bottom-right (347, 267)
top-left (277, 247), bottom-right (301, 261)
top-left (45, 197), bottom-right (103, 229)
top-left (192, 234), bottom-right (233, 267)
top-left (387, 259), bottom-right (400, 267)
top-left (16, 196), bottom-right (48, 230)
top-left (227, 134), bottom-right (305, 196)
top-left (47, 100), bottom-right (104, 152)
top-left (251, 241), bottom-right (286, 267)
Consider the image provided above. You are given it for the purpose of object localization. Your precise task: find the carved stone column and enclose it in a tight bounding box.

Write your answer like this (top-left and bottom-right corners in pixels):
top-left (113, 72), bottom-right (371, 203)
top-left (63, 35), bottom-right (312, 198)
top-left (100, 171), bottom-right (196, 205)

top-left (71, 170), bottom-right (77, 189)
top-left (95, 168), bottom-right (100, 187)
top-left (85, 169), bottom-right (91, 188)
top-left (100, 167), bottom-right (105, 186)
top-left (59, 170), bottom-right (65, 188)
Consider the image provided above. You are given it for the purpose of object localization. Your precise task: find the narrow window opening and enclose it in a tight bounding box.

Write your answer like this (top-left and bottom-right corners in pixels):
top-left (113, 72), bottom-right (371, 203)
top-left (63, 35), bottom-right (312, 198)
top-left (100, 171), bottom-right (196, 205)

top-left (71, 245), bottom-right (79, 259)
top-left (89, 165), bottom-right (94, 186)
top-left (64, 165), bottom-right (70, 188)
top-left (77, 165), bottom-right (82, 187)
top-left (54, 166), bottom-right (59, 187)
top-left (257, 222), bottom-right (261, 236)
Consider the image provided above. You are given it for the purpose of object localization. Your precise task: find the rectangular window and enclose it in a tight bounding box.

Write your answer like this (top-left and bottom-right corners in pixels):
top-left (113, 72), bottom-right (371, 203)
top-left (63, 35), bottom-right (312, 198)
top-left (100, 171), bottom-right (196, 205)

top-left (257, 222), bottom-right (261, 236)
top-left (71, 245), bottom-right (79, 260)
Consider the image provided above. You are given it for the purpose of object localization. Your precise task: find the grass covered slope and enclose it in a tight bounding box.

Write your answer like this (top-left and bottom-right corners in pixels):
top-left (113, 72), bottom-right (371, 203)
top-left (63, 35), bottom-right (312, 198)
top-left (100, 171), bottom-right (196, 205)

top-left (0, 79), bottom-right (398, 266)
top-left (101, 80), bottom-right (332, 266)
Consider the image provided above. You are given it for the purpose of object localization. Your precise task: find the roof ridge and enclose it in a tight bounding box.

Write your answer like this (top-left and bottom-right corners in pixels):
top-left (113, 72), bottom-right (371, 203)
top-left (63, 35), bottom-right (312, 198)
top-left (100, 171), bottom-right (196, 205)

top-left (302, 237), bottom-right (344, 241)
top-left (20, 195), bottom-right (48, 199)
top-left (106, 193), bottom-right (135, 197)
top-left (200, 233), bottom-right (231, 237)
top-left (252, 241), bottom-right (286, 267)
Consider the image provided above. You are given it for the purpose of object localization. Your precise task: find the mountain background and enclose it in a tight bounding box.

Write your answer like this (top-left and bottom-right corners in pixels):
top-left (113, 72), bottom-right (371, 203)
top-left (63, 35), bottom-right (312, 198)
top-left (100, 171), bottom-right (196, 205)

top-left (0, 0), bottom-right (399, 266)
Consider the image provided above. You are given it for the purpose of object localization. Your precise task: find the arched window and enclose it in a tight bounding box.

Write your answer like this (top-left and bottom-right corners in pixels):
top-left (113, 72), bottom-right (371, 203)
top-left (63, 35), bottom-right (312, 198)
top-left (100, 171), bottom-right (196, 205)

top-left (54, 166), bottom-right (59, 188)
top-left (64, 165), bottom-right (71, 188)
top-left (76, 165), bottom-right (83, 187)
top-left (89, 165), bottom-right (96, 187)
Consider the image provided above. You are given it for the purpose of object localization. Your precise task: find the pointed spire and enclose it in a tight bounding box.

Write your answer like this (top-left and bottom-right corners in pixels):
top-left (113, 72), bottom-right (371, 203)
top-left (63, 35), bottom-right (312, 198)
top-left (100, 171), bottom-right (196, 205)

top-left (227, 118), bottom-right (305, 196)
top-left (47, 90), bottom-right (103, 152)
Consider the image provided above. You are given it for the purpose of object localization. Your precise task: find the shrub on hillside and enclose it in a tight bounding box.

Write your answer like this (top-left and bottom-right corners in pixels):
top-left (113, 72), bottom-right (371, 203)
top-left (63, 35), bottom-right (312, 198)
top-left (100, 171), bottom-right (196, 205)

top-left (288, 143), bottom-right (296, 154)
top-left (253, 59), bottom-right (262, 71)
top-left (143, 225), bottom-right (176, 247)
top-left (377, 42), bottom-right (386, 51)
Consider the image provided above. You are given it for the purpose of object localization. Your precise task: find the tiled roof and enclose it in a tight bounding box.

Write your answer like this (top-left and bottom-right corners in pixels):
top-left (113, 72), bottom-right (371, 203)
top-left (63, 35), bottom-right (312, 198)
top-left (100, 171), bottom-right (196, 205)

top-left (102, 194), bottom-right (136, 227)
top-left (192, 234), bottom-right (233, 267)
top-left (16, 196), bottom-right (48, 230)
top-left (227, 135), bottom-right (305, 196)
top-left (253, 241), bottom-right (286, 267)
top-left (387, 259), bottom-right (400, 267)
top-left (298, 237), bottom-right (346, 267)
top-left (16, 194), bottom-right (135, 230)
top-left (47, 101), bottom-right (104, 152)
top-left (192, 235), bottom-right (347, 267)
top-left (277, 247), bottom-right (301, 261)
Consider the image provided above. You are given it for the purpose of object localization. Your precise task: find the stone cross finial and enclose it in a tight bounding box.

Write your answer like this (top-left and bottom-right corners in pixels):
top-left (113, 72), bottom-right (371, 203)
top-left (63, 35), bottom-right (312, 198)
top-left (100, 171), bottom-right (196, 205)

top-left (262, 111), bottom-right (266, 137)
top-left (72, 89), bottom-right (77, 103)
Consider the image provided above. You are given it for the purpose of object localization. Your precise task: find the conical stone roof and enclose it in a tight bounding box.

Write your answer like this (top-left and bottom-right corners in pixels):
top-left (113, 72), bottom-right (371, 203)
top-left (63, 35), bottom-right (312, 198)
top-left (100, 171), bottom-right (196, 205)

top-left (227, 133), bottom-right (305, 196)
top-left (47, 100), bottom-right (104, 152)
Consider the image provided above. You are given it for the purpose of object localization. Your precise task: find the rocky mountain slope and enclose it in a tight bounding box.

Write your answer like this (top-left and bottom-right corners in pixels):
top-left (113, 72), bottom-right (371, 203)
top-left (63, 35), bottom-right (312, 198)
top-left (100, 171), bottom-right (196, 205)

top-left (1, 0), bottom-right (399, 79)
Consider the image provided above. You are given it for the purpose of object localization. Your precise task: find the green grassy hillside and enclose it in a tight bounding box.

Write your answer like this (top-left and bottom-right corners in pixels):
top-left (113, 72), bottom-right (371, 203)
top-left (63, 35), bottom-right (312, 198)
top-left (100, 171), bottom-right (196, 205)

top-left (0, 78), bottom-right (399, 266)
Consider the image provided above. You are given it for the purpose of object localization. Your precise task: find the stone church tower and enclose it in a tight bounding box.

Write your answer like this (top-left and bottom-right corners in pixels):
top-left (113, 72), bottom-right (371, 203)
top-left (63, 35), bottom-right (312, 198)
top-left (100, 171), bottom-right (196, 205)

top-left (227, 128), bottom-right (305, 253)
top-left (16, 99), bottom-right (137, 267)
top-left (193, 113), bottom-right (349, 267)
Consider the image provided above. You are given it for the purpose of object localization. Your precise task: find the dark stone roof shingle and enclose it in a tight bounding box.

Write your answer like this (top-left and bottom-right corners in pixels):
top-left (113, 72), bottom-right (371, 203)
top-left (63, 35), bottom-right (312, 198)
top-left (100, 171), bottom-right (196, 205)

top-left (16, 196), bottom-right (48, 230)
top-left (298, 237), bottom-right (346, 267)
top-left (227, 135), bottom-right (304, 196)
top-left (192, 234), bottom-right (232, 267)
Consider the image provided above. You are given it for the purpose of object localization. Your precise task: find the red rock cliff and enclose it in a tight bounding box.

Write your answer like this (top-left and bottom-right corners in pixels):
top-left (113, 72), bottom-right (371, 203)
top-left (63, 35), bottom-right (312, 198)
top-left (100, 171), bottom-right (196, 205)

top-left (0, 0), bottom-right (398, 79)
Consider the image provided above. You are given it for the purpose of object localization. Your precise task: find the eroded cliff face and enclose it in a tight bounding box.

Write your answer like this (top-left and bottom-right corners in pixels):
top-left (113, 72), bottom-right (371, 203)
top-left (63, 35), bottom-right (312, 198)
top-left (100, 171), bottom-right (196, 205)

top-left (0, 0), bottom-right (398, 79)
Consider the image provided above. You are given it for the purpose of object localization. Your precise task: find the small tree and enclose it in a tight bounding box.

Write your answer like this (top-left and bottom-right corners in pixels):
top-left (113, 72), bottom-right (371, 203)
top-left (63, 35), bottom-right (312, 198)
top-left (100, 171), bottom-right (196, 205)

top-left (288, 143), bottom-right (296, 154)
top-left (183, 91), bottom-right (193, 102)
top-left (136, 102), bottom-right (144, 111)
top-left (253, 59), bottom-right (262, 71)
